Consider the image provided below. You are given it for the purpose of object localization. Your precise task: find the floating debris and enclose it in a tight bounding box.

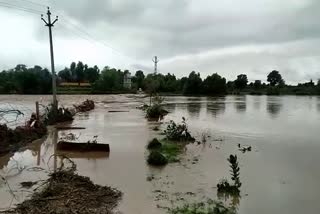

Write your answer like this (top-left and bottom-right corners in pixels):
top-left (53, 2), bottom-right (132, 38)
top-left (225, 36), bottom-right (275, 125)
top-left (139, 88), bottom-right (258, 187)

top-left (74, 99), bottom-right (95, 113)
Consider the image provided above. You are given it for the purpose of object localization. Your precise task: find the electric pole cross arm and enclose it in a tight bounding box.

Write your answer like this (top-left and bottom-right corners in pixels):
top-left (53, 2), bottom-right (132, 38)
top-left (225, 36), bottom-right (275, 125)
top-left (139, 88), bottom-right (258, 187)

top-left (41, 7), bottom-right (58, 109)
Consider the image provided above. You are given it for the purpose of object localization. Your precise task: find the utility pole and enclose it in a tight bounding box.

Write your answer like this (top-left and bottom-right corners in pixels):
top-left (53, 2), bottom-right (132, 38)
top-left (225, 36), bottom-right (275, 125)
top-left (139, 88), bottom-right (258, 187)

top-left (42, 7), bottom-right (58, 109)
top-left (152, 56), bottom-right (159, 74)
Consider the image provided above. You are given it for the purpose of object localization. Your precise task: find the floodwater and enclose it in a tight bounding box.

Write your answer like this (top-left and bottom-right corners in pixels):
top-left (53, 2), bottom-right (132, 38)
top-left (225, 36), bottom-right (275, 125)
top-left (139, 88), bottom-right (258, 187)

top-left (0, 94), bottom-right (320, 213)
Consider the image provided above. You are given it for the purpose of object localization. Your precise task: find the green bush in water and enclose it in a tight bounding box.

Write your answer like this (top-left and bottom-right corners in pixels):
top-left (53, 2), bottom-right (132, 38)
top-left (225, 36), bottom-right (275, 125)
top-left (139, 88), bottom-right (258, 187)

top-left (169, 200), bottom-right (236, 214)
top-left (147, 151), bottom-right (168, 166)
top-left (147, 138), bottom-right (162, 150)
top-left (164, 117), bottom-right (195, 141)
top-left (145, 94), bottom-right (168, 119)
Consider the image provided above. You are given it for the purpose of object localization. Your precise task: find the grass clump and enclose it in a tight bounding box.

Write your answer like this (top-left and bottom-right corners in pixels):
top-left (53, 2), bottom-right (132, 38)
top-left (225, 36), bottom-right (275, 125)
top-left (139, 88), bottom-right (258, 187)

top-left (147, 151), bottom-right (168, 166)
top-left (217, 155), bottom-right (241, 195)
top-left (147, 139), bottom-right (182, 166)
top-left (169, 200), bottom-right (236, 214)
top-left (147, 138), bottom-right (162, 150)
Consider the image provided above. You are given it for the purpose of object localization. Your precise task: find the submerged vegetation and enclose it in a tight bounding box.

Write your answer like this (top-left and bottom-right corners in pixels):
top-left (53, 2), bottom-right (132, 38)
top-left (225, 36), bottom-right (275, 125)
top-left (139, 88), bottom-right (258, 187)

top-left (147, 139), bottom-right (182, 166)
top-left (147, 118), bottom-right (195, 166)
top-left (164, 117), bottom-right (195, 142)
top-left (217, 155), bottom-right (241, 195)
top-left (169, 200), bottom-right (236, 214)
top-left (44, 105), bottom-right (74, 125)
top-left (145, 95), bottom-right (168, 119)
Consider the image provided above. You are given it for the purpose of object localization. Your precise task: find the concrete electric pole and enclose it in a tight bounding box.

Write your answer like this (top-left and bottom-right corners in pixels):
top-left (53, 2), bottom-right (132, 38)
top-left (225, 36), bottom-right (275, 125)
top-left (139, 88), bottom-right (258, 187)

top-left (42, 7), bottom-right (58, 109)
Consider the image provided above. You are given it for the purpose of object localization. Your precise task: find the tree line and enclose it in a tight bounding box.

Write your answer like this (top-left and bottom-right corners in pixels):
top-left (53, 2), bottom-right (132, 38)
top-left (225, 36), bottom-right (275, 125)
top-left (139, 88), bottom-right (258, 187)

top-left (1, 62), bottom-right (320, 95)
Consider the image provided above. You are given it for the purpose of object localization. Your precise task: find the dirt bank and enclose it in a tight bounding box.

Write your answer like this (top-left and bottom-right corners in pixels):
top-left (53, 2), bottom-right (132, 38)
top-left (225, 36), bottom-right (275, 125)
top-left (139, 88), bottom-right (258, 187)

top-left (0, 124), bottom-right (46, 156)
top-left (1, 169), bottom-right (122, 214)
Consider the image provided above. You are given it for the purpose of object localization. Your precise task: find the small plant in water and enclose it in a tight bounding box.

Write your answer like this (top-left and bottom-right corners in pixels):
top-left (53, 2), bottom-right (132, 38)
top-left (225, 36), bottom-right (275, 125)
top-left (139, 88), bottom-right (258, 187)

top-left (169, 199), bottom-right (236, 214)
top-left (217, 155), bottom-right (241, 195)
top-left (164, 117), bottom-right (195, 141)
top-left (146, 95), bottom-right (168, 119)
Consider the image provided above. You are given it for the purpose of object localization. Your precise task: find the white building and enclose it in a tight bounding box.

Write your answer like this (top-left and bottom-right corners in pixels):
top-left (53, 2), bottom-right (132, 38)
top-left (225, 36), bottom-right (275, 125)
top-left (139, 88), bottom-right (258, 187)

top-left (123, 72), bottom-right (132, 89)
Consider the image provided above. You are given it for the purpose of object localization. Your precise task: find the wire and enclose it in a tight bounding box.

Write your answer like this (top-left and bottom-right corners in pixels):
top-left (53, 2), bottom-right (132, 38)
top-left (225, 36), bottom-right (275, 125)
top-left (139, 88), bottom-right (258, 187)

top-left (0, 1), bottom-right (42, 14)
top-left (18, 0), bottom-right (47, 8)
top-left (0, 0), bottom-right (141, 65)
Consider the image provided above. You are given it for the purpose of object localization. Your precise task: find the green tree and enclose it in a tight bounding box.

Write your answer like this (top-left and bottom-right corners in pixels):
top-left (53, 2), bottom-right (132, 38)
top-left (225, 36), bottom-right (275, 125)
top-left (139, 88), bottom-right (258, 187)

top-left (84, 65), bottom-right (100, 83)
top-left (133, 70), bottom-right (145, 89)
top-left (58, 67), bottom-right (72, 82)
top-left (70, 62), bottom-right (76, 82)
top-left (183, 71), bottom-right (202, 95)
top-left (75, 61), bottom-right (85, 85)
top-left (267, 70), bottom-right (283, 86)
top-left (234, 74), bottom-right (248, 90)
top-left (202, 73), bottom-right (227, 95)
top-left (92, 67), bottom-right (123, 92)
top-left (253, 80), bottom-right (262, 89)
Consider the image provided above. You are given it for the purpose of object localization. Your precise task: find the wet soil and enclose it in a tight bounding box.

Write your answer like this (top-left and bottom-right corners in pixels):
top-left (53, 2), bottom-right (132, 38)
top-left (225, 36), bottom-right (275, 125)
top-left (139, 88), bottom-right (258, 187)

top-left (1, 169), bottom-right (122, 214)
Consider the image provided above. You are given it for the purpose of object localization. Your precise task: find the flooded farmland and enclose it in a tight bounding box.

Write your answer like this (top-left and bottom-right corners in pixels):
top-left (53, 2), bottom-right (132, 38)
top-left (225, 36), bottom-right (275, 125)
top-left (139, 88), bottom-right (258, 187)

top-left (1, 94), bottom-right (320, 214)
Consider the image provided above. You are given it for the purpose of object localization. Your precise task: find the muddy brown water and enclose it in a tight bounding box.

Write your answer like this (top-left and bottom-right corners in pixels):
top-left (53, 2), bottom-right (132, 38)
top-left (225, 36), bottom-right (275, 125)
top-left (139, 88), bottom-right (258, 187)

top-left (0, 95), bottom-right (320, 213)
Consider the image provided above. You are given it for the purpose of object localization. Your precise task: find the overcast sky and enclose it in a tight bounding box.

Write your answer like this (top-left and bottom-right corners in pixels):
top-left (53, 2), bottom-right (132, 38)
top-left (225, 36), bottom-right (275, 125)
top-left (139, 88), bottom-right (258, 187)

top-left (0, 0), bottom-right (319, 84)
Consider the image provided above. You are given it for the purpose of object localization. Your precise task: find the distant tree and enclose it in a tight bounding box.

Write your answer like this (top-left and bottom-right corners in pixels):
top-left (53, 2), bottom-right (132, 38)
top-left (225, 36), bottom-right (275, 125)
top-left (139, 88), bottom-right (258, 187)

top-left (202, 73), bottom-right (226, 95)
top-left (226, 81), bottom-right (235, 90)
top-left (133, 70), bottom-right (145, 89)
top-left (144, 73), bottom-right (161, 94)
top-left (183, 71), bottom-right (202, 94)
top-left (178, 77), bottom-right (188, 92)
top-left (234, 74), bottom-right (248, 90)
top-left (163, 73), bottom-right (178, 92)
top-left (58, 67), bottom-right (72, 82)
top-left (70, 62), bottom-right (76, 81)
top-left (84, 65), bottom-right (100, 83)
top-left (253, 80), bottom-right (262, 89)
top-left (267, 70), bottom-right (283, 86)
top-left (75, 61), bottom-right (85, 85)
top-left (14, 64), bottom-right (27, 72)
top-left (92, 67), bottom-right (123, 92)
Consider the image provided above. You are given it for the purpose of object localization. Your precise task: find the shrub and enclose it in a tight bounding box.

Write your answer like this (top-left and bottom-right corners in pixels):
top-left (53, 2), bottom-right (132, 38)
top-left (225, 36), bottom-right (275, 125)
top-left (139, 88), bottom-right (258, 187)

top-left (147, 151), bottom-right (168, 166)
top-left (44, 104), bottom-right (74, 125)
top-left (145, 94), bottom-right (168, 119)
top-left (147, 138), bottom-right (162, 150)
top-left (146, 104), bottom-right (168, 119)
top-left (164, 117), bottom-right (195, 141)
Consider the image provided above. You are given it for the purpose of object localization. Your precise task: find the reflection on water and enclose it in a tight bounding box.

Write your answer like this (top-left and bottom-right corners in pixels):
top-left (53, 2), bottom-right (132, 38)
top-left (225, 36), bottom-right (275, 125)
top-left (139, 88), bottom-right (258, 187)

top-left (253, 96), bottom-right (262, 110)
top-left (206, 97), bottom-right (226, 117)
top-left (234, 96), bottom-right (247, 113)
top-left (186, 101), bottom-right (201, 117)
top-left (267, 97), bottom-right (283, 118)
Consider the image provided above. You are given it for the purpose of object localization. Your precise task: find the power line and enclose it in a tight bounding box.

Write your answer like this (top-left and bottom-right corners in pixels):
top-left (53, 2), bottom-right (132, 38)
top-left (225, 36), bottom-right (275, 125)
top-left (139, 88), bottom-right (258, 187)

top-left (18, 0), bottom-right (47, 7)
top-left (0, 1), bottom-right (141, 66)
top-left (0, 1), bottom-right (42, 14)
top-left (0, 3), bottom-right (40, 15)
top-left (57, 15), bottom-right (138, 64)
